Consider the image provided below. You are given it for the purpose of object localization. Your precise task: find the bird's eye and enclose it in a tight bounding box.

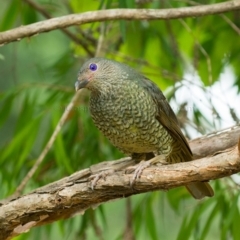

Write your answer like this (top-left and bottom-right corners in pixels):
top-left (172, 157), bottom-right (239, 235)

top-left (89, 63), bottom-right (97, 71)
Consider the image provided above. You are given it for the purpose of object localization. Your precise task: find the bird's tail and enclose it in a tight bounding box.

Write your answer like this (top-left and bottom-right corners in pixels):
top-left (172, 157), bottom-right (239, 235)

top-left (185, 182), bottom-right (214, 199)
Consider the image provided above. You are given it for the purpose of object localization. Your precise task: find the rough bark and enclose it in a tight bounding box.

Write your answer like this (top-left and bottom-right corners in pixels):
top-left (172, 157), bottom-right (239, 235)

top-left (0, 125), bottom-right (240, 240)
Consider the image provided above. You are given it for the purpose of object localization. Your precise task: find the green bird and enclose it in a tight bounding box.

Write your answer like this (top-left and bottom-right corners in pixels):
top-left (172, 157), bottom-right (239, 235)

top-left (75, 57), bottom-right (214, 199)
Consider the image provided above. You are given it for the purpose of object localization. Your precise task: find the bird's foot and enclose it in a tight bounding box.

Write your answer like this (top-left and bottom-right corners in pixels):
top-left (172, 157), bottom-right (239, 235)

top-left (89, 169), bottom-right (115, 190)
top-left (127, 155), bottom-right (168, 187)
top-left (130, 160), bottom-right (150, 186)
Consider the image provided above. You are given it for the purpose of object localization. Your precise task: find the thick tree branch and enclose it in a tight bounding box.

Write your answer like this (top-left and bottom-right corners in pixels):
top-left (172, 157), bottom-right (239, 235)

top-left (190, 124), bottom-right (240, 159)
top-left (0, 126), bottom-right (240, 240)
top-left (0, 1), bottom-right (240, 45)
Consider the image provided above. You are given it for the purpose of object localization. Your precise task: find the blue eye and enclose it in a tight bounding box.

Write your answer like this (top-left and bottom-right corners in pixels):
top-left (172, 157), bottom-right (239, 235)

top-left (89, 63), bottom-right (97, 71)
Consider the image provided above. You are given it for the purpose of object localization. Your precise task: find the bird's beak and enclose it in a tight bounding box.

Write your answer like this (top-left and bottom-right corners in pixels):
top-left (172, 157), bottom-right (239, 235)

top-left (75, 79), bottom-right (89, 91)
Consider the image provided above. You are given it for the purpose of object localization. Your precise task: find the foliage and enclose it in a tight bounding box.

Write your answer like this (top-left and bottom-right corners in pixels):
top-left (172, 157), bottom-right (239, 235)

top-left (0, 0), bottom-right (240, 239)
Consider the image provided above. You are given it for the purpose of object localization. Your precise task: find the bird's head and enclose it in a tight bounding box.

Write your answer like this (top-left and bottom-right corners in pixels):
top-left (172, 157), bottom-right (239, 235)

top-left (75, 58), bottom-right (136, 92)
top-left (76, 58), bottom-right (117, 92)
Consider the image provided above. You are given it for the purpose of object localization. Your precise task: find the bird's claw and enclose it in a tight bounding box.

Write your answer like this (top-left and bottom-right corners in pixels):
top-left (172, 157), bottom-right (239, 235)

top-left (127, 155), bottom-right (168, 187)
top-left (89, 169), bottom-right (114, 190)
top-left (130, 160), bottom-right (151, 187)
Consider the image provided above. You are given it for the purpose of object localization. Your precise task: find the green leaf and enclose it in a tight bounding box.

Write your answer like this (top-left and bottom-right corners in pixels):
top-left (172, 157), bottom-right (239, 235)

top-left (177, 202), bottom-right (213, 240)
top-left (52, 109), bottom-right (74, 174)
top-left (232, 202), bottom-right (240, 240)
top-left (200, 200), bottom-right (220, 240)
top-left (21, 3), bottom-right (38, 25)
top-left (0, 53), bottom-right (5, 60)
top-left (146, 203), bottom-right (158, 240)
top-left (221, 195), bottom-right (239, 239)
top-left (119, 20), bottom-right (127, 42)
top-left (1, 115), bottom-right (41, 169)
top-left (0, 0), bottom-right (20, 31)
top-left (0, 0), bottom-right (21, 31)
top-left (126, 0), bottom-right (135, 8)
top-left (177, 214), bottom-right (189, 240)
top-left (0, 92), bottom-right (15, 127)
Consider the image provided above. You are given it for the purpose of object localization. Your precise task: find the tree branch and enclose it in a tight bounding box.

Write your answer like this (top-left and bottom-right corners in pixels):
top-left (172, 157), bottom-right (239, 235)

top-left (0, 125), bottom-right (240, 240)
top-left (190, 124), bottom-right (240, 159)
top-left (0, 1), bottom-right (240, 45)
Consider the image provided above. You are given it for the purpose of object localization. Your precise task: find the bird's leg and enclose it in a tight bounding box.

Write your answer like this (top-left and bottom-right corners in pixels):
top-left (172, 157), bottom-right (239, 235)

top-left (128, 153), bottom-right (168, 187)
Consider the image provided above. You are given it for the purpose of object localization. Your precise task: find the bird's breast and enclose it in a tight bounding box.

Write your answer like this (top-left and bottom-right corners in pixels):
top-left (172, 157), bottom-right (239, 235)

top-left (89, 82), bottom-right (172, 154)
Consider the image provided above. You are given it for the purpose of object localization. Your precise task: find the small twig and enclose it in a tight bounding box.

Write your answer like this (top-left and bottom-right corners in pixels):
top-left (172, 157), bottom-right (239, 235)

top-left (23, 0), bottom-right (94, 56)
top-left (13, 90), bottom-right (83, 197)
top-left (176, 0), bottom-right (240, 35)
top-left (95, 22), bottom-right (105, 57)
top-left (179, 19), bottom-right (213, 84)
top-left (220, 14), bottom-right (240, 35)
top-left (23, 0), bottom-right (52, 18)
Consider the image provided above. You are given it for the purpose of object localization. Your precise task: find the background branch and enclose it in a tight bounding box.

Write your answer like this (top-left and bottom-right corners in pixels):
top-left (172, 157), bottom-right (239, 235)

top-left (190, 124), bottom-right (240, 159)
top-left (0, 1), bottom-right (240, 45)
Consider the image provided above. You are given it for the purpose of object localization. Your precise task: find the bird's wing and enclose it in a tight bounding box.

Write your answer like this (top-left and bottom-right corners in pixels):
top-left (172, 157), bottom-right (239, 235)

top-left (140, 77), bottom-right (192, 160)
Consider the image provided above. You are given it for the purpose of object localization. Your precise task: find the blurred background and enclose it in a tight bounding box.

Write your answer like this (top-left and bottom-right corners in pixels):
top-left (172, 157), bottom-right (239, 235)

top-left (0, 0), bottom-right (240, 239)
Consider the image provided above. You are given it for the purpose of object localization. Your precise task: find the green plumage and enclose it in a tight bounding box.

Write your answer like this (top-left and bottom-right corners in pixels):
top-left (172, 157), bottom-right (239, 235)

top-left (90, 77), bottom-right (172, 157)
top-left (75, 57), bottom-right (214, 199)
